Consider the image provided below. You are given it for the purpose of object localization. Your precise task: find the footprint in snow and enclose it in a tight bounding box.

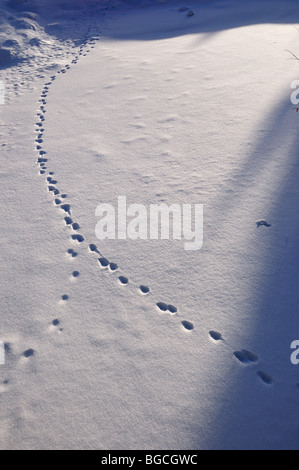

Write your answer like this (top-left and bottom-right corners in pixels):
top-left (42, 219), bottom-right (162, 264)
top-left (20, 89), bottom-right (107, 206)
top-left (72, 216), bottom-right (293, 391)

top-left (67, 248), bottom-right (78, 258)
top-left (109, 262), bottom-right (118, 271)
top-left (98, 257), bottom-right (109, 268)
top-left (156, 302), bottom-right (177, 314)
top-left (64, 216), bottom-right (73, 225)
top-left (209, 330), bottom-right (224, 342)
top-left (60, 203), bottom-right (71, 214)
top-left (89, 243), bottom-right (99, 253)
top-left (233, 349), bottom-right (258, 364)
top-left (23, 348), bottom-right (35, 358)
top-left (50, 319), bottom-right (63, 334)
top-left (139, 285), bottom-right (150, 294)
top-left (257, 370), bottom-right (273, 385)
top-left (34, 31), bottom-right (196, 340)
top-left (156, 302), bottom-right (168, 312)
top-left (181, 320), bottom-right (194, 331)
top-left (71, 234), bottom-right (84, 243)
top-left (256, 220), bottom-right (271, 228)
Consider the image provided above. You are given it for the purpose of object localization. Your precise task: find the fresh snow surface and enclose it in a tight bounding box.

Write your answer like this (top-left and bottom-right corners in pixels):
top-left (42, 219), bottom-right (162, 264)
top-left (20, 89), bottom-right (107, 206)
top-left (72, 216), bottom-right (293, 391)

top-left (1, 0), bottom-right (299, 450)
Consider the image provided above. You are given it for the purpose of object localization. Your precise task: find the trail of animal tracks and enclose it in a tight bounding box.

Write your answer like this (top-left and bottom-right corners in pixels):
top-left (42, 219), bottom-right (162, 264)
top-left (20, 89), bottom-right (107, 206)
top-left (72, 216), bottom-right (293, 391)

top-left (1, 0), bottom-right (299, 450)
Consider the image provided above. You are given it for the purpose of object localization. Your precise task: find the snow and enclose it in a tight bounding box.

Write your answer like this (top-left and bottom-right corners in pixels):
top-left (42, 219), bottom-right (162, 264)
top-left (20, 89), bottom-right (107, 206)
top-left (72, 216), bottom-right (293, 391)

top-left (1, 0), bottom-right (299, 450)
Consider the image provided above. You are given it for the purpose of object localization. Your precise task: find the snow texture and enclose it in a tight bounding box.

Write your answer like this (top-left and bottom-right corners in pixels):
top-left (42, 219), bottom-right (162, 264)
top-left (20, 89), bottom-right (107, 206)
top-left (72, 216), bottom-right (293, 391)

top-left (1, 0), bottom-right (299, 450)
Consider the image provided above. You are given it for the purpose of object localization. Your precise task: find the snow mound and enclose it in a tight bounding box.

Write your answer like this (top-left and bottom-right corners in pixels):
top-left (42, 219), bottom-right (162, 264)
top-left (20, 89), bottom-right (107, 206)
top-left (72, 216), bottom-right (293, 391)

top-left (10, 18), bottom-right (37, 30)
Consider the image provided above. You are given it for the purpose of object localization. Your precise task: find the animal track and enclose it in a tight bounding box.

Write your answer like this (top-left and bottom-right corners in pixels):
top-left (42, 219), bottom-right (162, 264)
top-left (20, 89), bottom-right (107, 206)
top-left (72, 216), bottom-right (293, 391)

top-left (181, 320), bottom-right (194, 331)
top-left (156, 302), bottom-right (168, 311)
top-left (233, 349), bottom-right (258, 364)
top-left (23, 348), bottom-right (35, 358)
top-left (50, 319), bottom-right (63, 333)
top-left (32, 22), bottom-right (277, 388)
top-left (209, 330), bottom-right (223, 341)
top-left (256, 219), bottom-right (271, 228)
top-left (89, 243), bottom-right (99, 253)
top-left (257, 370), bottom-right (273, 385)
top-left (156, 302), bottom-right (177, 314)
top-left (168, 305), bottom-right (177, 314)
top-left (64, 216), bottom-right (73, 225)
top-left (139, 285), bottom-right (150, 294)
top-left (61, 203), bottom-right (71, 214)
top-left (67, 248), bottom-right (77, 258)
top-left (98, 257), bottom-right (109, 268)
top-left (72, 234), bottom-right (84, 243)
top-left (109, 262), bottom-right (118, 271)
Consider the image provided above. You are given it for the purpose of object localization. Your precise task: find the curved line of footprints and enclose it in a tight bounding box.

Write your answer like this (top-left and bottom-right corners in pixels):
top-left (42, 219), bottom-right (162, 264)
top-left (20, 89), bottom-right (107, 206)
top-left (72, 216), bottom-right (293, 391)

top-left (31, 23), bottom-right (274, 388)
